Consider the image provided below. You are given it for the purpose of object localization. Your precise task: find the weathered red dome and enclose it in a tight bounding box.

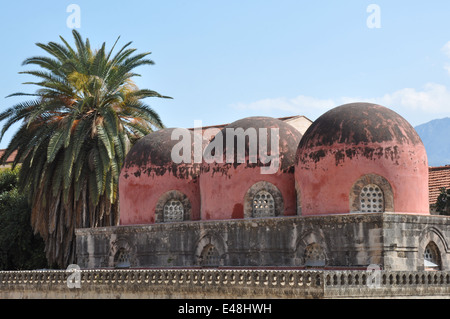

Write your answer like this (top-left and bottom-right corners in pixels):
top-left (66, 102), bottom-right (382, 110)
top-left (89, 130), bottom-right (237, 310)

top-left (119, 128), bottom-right (201, 225)
top-left (200, 116), bottom-right (303, 220)
top-left (203, 116), bottom-right (301, 172)
top-left (298, 102), bottom-right (423, 150)
top-left (295, 102), bottom-right (429, 216)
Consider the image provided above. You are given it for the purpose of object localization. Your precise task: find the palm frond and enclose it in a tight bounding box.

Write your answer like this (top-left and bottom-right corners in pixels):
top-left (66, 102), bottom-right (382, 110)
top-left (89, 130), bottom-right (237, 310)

top-left (1, 30), bottom-right (169, 267)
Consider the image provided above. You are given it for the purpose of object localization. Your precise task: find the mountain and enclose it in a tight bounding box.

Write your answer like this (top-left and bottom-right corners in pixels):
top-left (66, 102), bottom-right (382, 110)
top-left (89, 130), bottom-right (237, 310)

top-left (415, 118), bottom-right (450, 167)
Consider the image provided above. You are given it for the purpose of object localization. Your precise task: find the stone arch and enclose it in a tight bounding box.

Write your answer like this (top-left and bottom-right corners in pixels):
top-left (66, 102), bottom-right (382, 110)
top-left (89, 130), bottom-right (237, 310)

top-left (109, 237), bottom-right (137, 268)
top-left (243, 181), bottom-right (284, 218)
top-left (424, 241), bottom-right (442, 270)
top-left (295, 230), bottom-right (328, 267)
top-left (155, 190), bottom-right (192, 223)
top-left (349, 174), bottom-right (394, 213)
top-left (418, 226), bottom-right (449, 271)
top-left (194, 233), bottom-right (227, 267)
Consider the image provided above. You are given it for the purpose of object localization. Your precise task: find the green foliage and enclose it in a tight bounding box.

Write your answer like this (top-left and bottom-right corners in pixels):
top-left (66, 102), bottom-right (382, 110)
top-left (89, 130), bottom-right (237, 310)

top-left (435, 187), bottom-right (450, 216)
top-left (0, 30), bottom-right (170, 267)
top-left (0, 168), bottom-right (47, 270)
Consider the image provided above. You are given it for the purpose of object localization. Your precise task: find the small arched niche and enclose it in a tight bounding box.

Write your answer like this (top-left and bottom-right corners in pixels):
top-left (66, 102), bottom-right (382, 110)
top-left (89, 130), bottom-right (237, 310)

top-left (424, 241), bottom-right (442, 271)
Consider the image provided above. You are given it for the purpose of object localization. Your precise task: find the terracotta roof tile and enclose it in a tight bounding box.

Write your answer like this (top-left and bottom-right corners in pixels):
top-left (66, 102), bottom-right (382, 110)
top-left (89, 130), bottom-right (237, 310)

top-left (0, 149), bottom-right (17, 164)
top-left (428, 166), bottom-right (450, 205)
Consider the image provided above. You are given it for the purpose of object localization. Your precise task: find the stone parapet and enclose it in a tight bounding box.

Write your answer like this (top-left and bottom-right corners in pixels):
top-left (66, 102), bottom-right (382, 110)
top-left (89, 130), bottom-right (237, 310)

top-left (0, 269), bottom-right (449, 299)
top-left (323, 269), bottom-right (450, 298)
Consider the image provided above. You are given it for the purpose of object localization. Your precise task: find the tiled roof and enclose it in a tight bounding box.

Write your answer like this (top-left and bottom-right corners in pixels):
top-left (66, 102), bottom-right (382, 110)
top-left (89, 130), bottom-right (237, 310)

top-left (0, 149), bottom-right (17, 164)
top-left (428, 166), bottom-right (450, 205)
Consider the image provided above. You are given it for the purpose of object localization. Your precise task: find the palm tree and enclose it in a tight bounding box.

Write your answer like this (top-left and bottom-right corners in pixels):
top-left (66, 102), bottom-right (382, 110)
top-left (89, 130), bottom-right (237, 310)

top-left (0, 30), bottom-right (171, 267)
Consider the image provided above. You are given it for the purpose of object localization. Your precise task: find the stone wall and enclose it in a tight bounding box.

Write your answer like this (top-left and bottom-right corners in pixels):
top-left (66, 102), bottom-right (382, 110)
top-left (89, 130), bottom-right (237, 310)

top-left (383, 214), bottom-right (450, 270)
top-left (75, 213), bottom-right (450, 271)
top-left (0, 269), bottom-right (449, 299)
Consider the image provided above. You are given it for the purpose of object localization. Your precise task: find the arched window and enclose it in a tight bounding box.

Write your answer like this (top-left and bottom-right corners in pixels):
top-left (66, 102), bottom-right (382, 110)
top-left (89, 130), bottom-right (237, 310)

top-left (349, 174), bottom-right (393, 213)
top-left (360, 184), bottom-right (384, 213)
top-left (114, 248), bottom-right (131, 268)
top-left (163, 199), bottom-right (184, 222)
top-left (252, 190), bottom-right (275, 217)
top-left (155, 190), bottom-right (192, 223)
top-left (244, 181), bottom-right (284, 218)
top-left (424, 242), bottom-right (441, 271)
top-left (304, 243), bottom-right (326, 267)
top-left (201, 244), bottom-right (220, 267)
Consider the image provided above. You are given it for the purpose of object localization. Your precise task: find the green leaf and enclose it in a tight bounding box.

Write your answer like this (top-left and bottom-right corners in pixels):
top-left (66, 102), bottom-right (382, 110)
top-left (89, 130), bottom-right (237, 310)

top-left (47, 130), bottom-right (66, 163)
top-left (96, 124), bottom-right (113, 160)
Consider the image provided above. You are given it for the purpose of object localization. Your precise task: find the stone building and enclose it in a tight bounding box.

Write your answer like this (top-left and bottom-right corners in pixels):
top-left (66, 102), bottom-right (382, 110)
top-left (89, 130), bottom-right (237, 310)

top-left (0, 149), bottom-right (17, 169)
top-left (76, 102), bottom-right (450, 271)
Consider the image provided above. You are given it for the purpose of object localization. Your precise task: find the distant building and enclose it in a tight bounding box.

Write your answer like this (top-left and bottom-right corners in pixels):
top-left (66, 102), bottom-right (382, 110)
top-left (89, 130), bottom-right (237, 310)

top-left (429, 165), bottom-right (450, 213)
top-left (0, 150), bottom-right (17, 168)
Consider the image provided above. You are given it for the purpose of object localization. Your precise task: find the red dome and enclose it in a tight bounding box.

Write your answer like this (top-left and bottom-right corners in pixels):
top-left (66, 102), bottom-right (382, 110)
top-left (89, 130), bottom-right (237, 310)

top-left (295, 103), bottom-right (429, 216)
top-left (200, 116), bottom-right (303, 220)
top-left (119, 128), bottom-right (201, 225)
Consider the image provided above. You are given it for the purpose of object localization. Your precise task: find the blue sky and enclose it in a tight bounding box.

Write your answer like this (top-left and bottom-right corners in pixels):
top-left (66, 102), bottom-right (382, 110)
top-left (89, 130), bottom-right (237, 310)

top-left (1, 1), bottom-right (450, 148)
